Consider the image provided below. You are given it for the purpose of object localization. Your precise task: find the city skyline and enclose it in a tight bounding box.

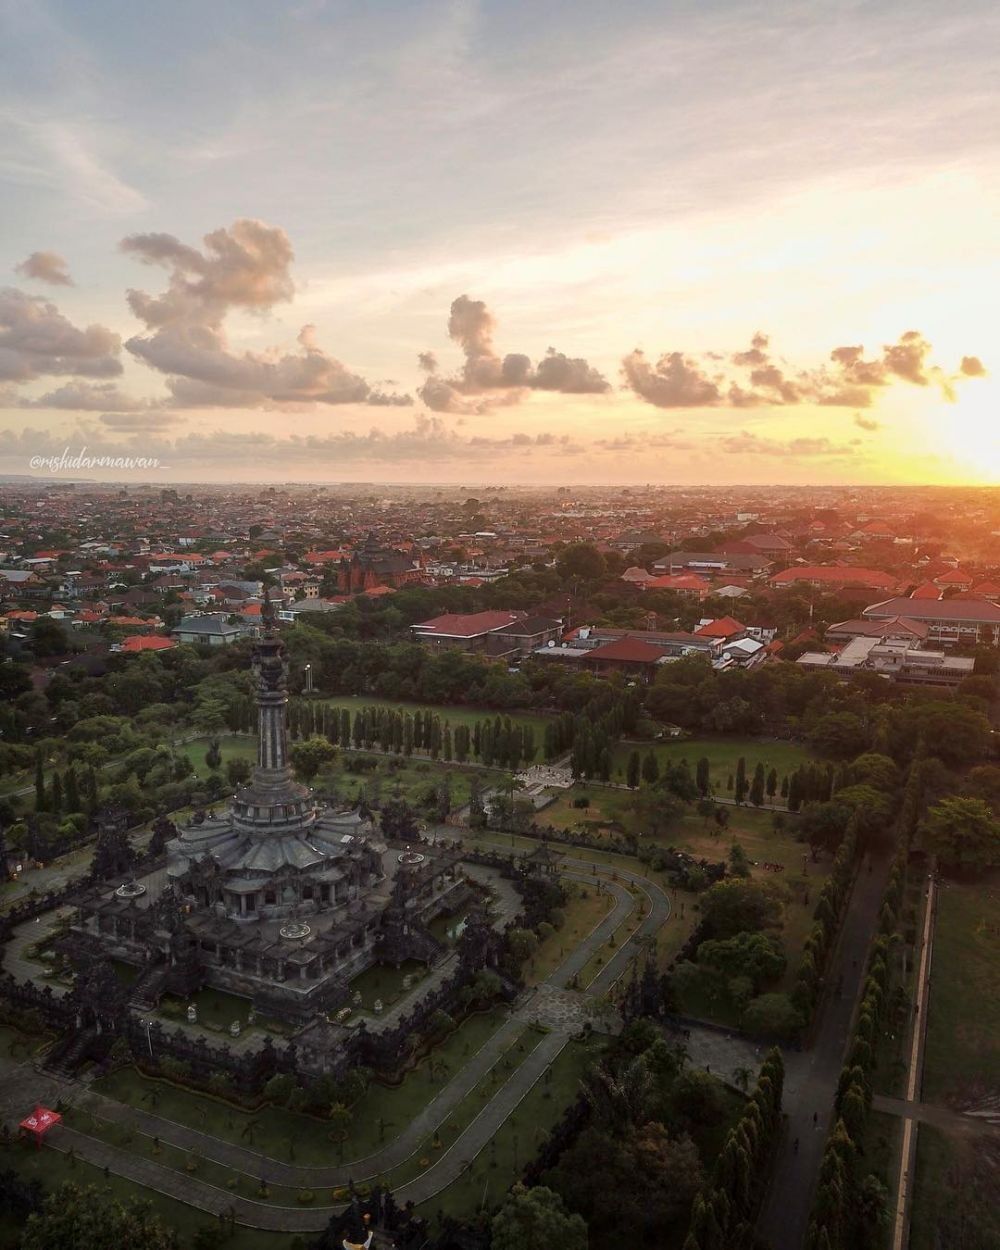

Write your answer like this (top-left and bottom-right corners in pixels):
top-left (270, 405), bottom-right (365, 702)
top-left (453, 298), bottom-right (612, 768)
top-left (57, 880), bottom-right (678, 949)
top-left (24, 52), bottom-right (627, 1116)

top-left (2, 0), bottom-right (998, 484)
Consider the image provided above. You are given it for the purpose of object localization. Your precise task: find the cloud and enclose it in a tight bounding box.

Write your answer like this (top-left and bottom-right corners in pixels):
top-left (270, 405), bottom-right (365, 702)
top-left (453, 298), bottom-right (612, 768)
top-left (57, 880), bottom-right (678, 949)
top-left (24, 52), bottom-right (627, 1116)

top-left (21, 381), bottom-right (150, 412)
top-left (853, 413), bottom-right (880, 431)
top-left (719, 431), bottom-right (857, 458)
top-left (365, 389), bottom-right (414, 407)
top-left (0, 414), bottom-right (582, 471)
top-left (418, 293), bottom-right (609, 413)
top-left (16, 251), bottom-right (74, 286)
top-left (99, 412), bottom-right (180, 432)
top-left (0, 287), bottom-right (121, 382)
top-left (623, 330), bottom-right (985, 410)
top-left (121, 219), bottom-right (401, 409)
top-left (621, 349), bottom-right (722, 408)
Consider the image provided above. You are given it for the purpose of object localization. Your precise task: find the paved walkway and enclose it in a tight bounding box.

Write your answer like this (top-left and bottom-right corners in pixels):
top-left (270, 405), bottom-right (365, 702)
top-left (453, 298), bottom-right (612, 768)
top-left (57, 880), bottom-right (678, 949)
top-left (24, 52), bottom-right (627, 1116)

top-left (758, 850), bottom-right (894, 1250)
top-left (874, 1094), bottom-right (1000, 1139)
top-left (2, 852), bottom-right (672, 1230)
top-left (891, 869), bottom-right (937, 1250)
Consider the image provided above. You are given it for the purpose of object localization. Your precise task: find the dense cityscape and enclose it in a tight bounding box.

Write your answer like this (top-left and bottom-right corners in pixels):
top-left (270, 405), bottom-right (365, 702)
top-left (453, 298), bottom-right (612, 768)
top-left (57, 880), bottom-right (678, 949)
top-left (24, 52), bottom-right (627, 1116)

top-left (0, 479), bottom-right (994, 1249)
top-left (2, 1), bottom-right (998, 1248)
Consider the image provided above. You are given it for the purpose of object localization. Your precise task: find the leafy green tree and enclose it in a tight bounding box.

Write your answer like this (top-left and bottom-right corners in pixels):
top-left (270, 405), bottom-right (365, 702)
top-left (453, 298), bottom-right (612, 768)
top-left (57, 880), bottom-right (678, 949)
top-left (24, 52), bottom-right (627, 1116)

top-left (290, 735), bottom-right (337, 782)
top-left (22, 1183), bottom-right (179, 1250)
top-left (698, 930), bottom-right (786, 991)
top-left (742, 992), bottom-right (802, 1039)
top-left (226, 757), bottom-right (252, 787)
top-left (922, 796), bottom-right (1000, 868)
top-left (701, 879), bottom-right (784, 939)
top-left (491, 1184), bottom-right (587, 1250)
top-left (727, 841), bottom-right (752, 878)
top-left (808, 712), bottom-right (867, 759)
top-left (204, 738), bottom-right (222, 771)
top-left (506, 927), bottom-right (539, 966)
top-left (555, 544), bottom-right (607, 583)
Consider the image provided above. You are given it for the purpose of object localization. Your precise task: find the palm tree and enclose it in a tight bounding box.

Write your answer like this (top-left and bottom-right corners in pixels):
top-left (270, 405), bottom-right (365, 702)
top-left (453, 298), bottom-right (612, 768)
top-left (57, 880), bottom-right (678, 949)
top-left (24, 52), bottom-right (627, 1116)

top-left (732, 1065), bottom-right (753, 1093)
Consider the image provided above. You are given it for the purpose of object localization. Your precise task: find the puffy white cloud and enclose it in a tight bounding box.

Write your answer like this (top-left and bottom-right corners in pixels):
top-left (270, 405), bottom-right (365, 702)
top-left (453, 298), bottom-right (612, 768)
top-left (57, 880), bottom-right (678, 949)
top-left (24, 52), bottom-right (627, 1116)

top-left (121, 219), bottom-right (404, 409)
top-left (623, 330), bottom-right (984, 409)
top-left (0, 287), bottom-right (121, 382)
top-left (418, 293), bottom-right (609, 413)
top-left (15, 251), bottom-right (74, 286)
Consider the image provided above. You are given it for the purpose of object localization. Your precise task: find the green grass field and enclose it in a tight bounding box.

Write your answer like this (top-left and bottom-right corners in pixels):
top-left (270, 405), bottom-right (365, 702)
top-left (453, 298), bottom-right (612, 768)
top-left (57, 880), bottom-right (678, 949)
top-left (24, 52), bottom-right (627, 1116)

top-left (922, 873), bottom-right (1000, 1106)
top-left (610, 736), bottom-right (814, 790)
top-left (909, 1124), bottom-right (1000, 1250)
top-left (178, 734), bottom-right (257, 780)
top-left (424, 1035), bottom-right (602, 1220)
top-left (93, 1008), bottom-right (510, 1167)
top-left (0, 1139), bottom-right (285, 1250)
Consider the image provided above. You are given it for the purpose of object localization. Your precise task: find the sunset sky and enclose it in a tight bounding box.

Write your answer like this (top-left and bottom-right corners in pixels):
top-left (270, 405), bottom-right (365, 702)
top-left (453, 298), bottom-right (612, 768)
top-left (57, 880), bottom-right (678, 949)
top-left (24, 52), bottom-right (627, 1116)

top-left (1, 0), bottom-right (998, 483)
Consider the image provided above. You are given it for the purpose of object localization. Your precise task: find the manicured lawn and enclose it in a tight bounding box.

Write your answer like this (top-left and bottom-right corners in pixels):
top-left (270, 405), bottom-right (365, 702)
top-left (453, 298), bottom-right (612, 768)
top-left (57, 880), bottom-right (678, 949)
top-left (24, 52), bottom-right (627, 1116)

top-left (0, 1139), bottom-right (285, 1250)
top-left (385, 1025), bottom-right (548, 1189)
top-left (93, 1008), bottom-right (511, 1167)
top-left (348, 958), bottom-right (429, 1013)
top-left (922, 872), bottom-right (1000, 1106)
top-left (424, 1035), bottom-right (602, 1220)
top-left (610, 736), bottom-right (814, 791)
top-left (156, 985), bottom-right (293, 1038)
top-left (316, 756), bottom-right (497, 811)
top-left (319, 696), bottom-right (555, 741)
top-left (179, 734), bottom-right (257, 780)
top-left (909, 1125), bottom-right (1000, 1250)
top-left (181, 732), bottom-right (501, 814)
top-left (525, 880), bottom-right (614, 986)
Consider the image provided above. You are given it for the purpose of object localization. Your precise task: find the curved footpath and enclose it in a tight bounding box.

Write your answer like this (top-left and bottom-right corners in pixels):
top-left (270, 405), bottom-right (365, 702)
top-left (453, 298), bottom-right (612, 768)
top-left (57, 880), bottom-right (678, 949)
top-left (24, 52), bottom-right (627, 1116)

top-left (2, 856), bottom-right (671, 1230)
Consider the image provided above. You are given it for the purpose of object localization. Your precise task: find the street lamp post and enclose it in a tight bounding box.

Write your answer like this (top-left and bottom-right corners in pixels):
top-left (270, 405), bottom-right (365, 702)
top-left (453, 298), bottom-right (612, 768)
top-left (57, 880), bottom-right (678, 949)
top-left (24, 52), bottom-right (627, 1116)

top-left (138, 1017), bottom-right (153, 1057)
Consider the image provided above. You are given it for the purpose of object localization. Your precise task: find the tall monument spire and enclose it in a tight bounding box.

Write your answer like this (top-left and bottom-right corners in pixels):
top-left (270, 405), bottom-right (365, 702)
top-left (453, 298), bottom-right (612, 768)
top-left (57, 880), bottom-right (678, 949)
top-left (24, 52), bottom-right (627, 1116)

top-left (251, 587), bottom-right (292, 785)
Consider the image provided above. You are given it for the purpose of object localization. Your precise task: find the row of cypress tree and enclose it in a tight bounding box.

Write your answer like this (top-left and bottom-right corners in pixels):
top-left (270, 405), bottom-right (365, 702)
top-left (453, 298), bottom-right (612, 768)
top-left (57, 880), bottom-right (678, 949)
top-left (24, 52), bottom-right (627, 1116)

top-left (790, 818), bottom-right (862, 1024)
top-left (683, 1048), bottom-right (786, 1250)
top-left (805, 756), bottom-right (923, 1249)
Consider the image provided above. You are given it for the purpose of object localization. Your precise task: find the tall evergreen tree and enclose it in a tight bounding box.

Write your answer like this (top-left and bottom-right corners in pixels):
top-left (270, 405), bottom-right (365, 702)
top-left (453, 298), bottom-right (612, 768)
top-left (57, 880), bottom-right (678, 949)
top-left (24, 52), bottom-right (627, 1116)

top-left (627, 750), bottom-right (641, 790)
top-left (734, 757), bottom-right (748, 804)
top-left (50, 771), bottom-right (63, 815)
top-left (749, 763), bottom-right (765, 807)
top-left (696, 756), bottom-right (711, 796)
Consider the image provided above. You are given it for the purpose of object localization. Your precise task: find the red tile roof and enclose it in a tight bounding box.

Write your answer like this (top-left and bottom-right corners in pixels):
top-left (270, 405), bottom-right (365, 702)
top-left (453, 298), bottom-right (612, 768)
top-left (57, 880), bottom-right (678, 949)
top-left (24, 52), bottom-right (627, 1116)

top-left (909, 581), bottom-right (942, 600)
top-left (694, 616), bottom-right (745, 638)
top-left (414, 610), bottom-right (524, 637)
top-left (121, 635), bottom-right (176, 652)
top-left (586, 638), bottom-right (669, 663)
top-left (644, 573), bottom-right (710, 592)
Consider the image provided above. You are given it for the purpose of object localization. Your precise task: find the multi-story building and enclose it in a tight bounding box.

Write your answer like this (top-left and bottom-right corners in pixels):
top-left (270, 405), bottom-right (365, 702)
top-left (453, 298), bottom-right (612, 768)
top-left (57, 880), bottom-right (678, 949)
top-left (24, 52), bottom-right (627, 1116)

top-left (861, 597), bottom-right (1000, 646)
